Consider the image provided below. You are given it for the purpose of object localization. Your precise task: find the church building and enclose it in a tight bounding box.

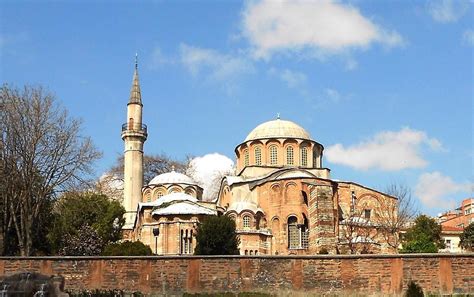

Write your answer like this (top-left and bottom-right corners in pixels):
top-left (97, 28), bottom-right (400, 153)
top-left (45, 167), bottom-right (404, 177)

top-left (121, 61), bottom-right (398, 255)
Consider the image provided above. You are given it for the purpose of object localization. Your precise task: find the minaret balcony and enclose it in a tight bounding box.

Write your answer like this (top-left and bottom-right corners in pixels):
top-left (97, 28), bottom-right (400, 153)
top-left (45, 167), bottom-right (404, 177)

top-left (121, 123), bottom-right (148, 138)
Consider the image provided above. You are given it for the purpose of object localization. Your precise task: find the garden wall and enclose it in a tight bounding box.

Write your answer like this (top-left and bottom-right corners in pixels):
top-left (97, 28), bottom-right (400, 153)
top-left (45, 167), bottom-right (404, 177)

top-left (0, 254), bottom-right (473, 296)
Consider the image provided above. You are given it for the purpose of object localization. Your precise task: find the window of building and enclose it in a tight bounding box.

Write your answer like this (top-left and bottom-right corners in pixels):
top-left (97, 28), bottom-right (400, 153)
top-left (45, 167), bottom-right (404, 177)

top-left (180, 229), bottom-right (193, 255)
top-left (445, 239), bottom-right (451, 250)
top-left (465, 207), bottom-right (473, 215)
top-left (288, 216), bottom-right (299, 249)
top-left (300, 147), bottom-right (308, 167)
top-left (269, 145), bottom-right (278, 165)
top-left (157, 191), bottom-right (164, 199)
top-left (244, 149), bottom-right (249, 167)
top-left (286, 146), bottom-right (294, 165)
top-left (255, 147), bottom-right (262, 165)
top-left (243, 215), bottom-right (251, 228)
top-left (364, 209), bottom-right (371, 220)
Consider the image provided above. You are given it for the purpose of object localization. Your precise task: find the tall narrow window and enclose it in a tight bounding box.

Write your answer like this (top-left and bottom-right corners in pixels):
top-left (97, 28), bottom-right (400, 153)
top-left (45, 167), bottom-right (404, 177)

top-left (269, 145), bottom-right (278, 165)
top-left (255, 147), bottom-right (262, 165)
top-left (300, 147), bottom-right (308, 167)
top-left (364, 209), bottom-right (371, 220)
top-left (243, 215), bottom-right (251, 228)
top-left (286, 146), bottom-right (294, 165)
top-left (288, 216), bottom-right (299, 249)
top-left (244, 149), bottom-right (249, 167)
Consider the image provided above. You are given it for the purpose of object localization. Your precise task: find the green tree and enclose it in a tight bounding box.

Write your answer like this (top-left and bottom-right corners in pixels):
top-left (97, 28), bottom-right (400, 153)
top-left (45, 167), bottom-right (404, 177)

top-left (194, 216), bottom-right (240, 255)
top-left (401, 215), bottom-right (443, 253)
top-left (459, 222), bottom-right (474, 251)
top-left (102, 241), bottom-right (152, 256)
top-left (48, 192), bottom-right (125, 255)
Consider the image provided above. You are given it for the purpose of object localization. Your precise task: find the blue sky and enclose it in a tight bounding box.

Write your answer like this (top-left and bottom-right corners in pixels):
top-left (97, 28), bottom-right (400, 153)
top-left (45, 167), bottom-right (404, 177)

top-left (1, 0), bottom-right (472, 215)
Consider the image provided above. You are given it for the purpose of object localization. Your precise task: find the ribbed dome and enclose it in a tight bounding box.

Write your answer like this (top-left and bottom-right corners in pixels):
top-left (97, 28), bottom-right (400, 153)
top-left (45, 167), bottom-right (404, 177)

top-left (148, 171), bottom-right (197, 186)
top-left (245, 119), bottom-right (311, 142)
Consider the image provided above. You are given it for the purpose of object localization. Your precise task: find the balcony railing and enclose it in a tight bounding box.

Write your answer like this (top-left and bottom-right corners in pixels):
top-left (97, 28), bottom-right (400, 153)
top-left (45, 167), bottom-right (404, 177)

top-left (121, 123), bottom-right (147, 134)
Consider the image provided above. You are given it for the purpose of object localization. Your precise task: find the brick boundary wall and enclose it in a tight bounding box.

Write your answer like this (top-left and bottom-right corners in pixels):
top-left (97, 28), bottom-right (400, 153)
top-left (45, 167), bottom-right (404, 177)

top-left (0, 254), bottom-right (473, 296)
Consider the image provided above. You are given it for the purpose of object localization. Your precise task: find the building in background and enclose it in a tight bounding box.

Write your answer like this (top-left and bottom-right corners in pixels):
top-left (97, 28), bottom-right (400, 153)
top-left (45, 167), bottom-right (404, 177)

top-left (438, 198), bottom-right (474, 253)
top-left (122, 62), bottom-right (399, 255)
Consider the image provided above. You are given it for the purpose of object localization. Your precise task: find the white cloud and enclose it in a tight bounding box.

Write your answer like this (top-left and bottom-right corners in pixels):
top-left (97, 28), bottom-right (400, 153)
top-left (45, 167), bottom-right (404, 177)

top-left (463, 29), bottom-right (474, 46)
top-left (428, 0), bottom-right (469, 23)
top-left (186, 153), bottom-right (234, 201)
top-left (415, 171), bottom-right (472, 208)
top-left (325, 88), bottom-right (341, 103)
top-left (179, 43), bottom-right (254, 82)
top-left (325, 127), bottom-right (445, 171)
top-left (149, 46), bottom-right (171, 69)
top-left (268, 67), bottom-right (307, 88)
top-left (242, 0), bottom-right (404, 59)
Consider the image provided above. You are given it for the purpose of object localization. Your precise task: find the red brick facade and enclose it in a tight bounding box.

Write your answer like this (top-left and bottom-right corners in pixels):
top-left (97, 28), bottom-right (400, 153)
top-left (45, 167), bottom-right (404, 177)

top-left (1, 255), bottom-right (473, 295)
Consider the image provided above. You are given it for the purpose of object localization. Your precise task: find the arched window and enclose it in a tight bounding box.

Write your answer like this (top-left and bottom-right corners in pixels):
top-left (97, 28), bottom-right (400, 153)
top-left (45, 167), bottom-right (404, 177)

top-left (243, 215), bottom-right (251, 228)
top-left (286, 146), bottom-right (294, 165)
top-left (254, 146), bottom-right (262, 165)
top-left (180, 229), bottom-right (193, 254)
top-left (300, 147), bottom-right (308, 167)
top-left (243, 149), bottom-right (249, 167)
top-left (288, 216), bottom-right (299, 249)
top-left (269, 145), bottom-right (278, 165)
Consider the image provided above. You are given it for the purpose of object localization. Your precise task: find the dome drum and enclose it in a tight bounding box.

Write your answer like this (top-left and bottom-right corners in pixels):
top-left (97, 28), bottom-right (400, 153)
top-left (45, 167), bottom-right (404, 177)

top-left (235, 119), bottom-right (324, 172)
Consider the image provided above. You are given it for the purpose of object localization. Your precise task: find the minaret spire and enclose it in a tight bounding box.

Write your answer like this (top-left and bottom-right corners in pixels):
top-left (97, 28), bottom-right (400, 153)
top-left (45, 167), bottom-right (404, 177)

top-left (121, 55), bottom-right (147, 236)
top-left (129, 53), bottom-right (142, 105)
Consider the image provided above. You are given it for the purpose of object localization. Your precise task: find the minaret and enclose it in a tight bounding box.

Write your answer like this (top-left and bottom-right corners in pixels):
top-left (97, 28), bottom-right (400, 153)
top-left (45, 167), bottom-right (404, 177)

top-left (121, 54), bottom-right (147, 233)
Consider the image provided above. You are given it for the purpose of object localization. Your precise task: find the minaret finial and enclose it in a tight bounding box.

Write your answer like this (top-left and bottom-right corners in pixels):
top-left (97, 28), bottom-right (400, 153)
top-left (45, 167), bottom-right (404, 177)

top-left (277, 113), bottom-right (280, 120)
top-left (129, 53), bottom-right (142, 105)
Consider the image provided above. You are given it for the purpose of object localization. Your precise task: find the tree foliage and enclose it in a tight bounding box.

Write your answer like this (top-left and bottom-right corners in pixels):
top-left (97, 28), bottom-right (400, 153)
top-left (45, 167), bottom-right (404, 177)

top-left (195, 215), bottom-right (240, 255)
top-left (459, 222), bottom-right (474, 251)
top-left (48, 192), bottom-right (125, 255)
top-left (0, 84), bottom-right (101, 255)
top-left (102, 241), bottom-right (152, 256)
top-left (59, 225), bottom-right (104, 256)
top-left (401, 215), bottom-right (442, 253)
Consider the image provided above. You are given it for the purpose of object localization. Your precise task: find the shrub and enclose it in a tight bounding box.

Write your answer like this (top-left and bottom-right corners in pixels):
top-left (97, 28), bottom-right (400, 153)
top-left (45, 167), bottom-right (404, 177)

top-left (102, 241), bottom-right (152, 256)
top-left (195, 216), bottom-right (240, 255)
top-left (405, 281), bottom-right (424, 297)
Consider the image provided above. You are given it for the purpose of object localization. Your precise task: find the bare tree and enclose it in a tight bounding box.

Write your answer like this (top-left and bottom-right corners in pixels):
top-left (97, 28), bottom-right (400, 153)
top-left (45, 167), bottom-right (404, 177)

top-left (95, 154), bottom-right (188, 201)
top-left (338, 208), bottom-right (380, 254)
top-left (0, 85), bottom-right (101, 255)
top-left (378, 183), bottom-right (418, 250)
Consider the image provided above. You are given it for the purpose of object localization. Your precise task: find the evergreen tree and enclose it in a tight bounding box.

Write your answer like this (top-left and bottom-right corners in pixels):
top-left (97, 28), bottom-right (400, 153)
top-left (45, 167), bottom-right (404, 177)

top-left (459, 222), bottom-right (474, 251)
top-left (401, 215), bottom-right (443, 253)
top-left (194, 216), bottom-right (240, 255)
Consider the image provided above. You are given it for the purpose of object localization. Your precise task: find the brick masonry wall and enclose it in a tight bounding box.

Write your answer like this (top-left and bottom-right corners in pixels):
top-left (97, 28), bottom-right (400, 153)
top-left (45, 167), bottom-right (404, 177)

top-left (0, 254), bottom-right (473, 295)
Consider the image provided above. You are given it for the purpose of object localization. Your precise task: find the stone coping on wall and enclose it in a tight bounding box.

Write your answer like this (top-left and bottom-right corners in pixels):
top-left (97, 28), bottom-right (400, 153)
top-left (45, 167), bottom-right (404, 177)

top-left (1, 253), bottom-right (473, 260)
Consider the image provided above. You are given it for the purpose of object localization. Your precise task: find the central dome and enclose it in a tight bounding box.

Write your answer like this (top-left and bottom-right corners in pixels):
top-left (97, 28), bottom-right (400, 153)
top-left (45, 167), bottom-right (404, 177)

top-left (245, 119), bottom-right (311, 142)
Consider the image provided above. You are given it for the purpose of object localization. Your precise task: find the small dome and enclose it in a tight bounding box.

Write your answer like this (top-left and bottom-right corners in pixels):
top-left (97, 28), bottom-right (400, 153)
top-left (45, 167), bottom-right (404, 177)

top-left (227, 201), bottom-right (265, 215)
top-left (245, 119), bottom-right (311, 142)
top-left (153, 192), bottom-right (198, 206)
top-left (148, 171), bottom-right (197, 186)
